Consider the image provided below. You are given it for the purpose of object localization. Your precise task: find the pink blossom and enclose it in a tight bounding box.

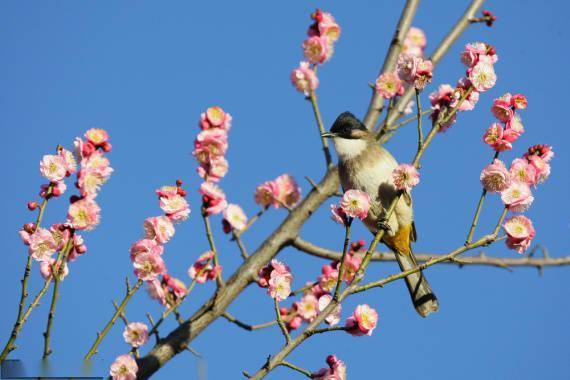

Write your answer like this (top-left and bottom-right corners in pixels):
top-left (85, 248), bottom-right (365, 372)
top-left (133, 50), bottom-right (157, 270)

top-left (193, 129), bottom-right (228, 163)
top-left (461, 42), bottom-right (498, 67)
top-left (345, 304), bottom-right (378, 336)
top-left (188, 251), bottom-right (219, 284)
top-left (407, 27), bottom-right (427, 48)
top-left (197, 155), bottom-right (229, 183)
top-left (67, 198), bottom-right (101, 231)
top-left (302, 36), bottom-right (331, 64)
top-left (39, 258), bottom-right (69, 280)
top-left (163, 274), bottom-right (187, 300)
top-left (160, 194), bottom-right (190, 223)
top-left (527, 155), bottom-right (551, 185)
top-left (291, 61), bottom-right (319, 95)
top-left (49, 224), bottom-right (71, 251)
top-left (480, 159), bottom-right (511, 192)
top-left (268, 272), bottom-right (292, 301)
top-left (504, 215), bottom-right (535, 254)
top-left (318, 264), bottom-right (339, 293)
top-left (509, 158), bottom-right (536, 186)
top-left (468, 61), bottom-right (496, 92)
top-left (503, 115), bottom-right (524, 143)
top-left (501, 182), bottom-right (534, 212)
top-left (201, 106), bottom-right (232, 131)
top-left (524, 144), bottom-right (554, 163)
top-left (257, 259), bottom-right (292, 288)
top-left (28, 228), bottom-right (58, 262)
top-left (199, 182), bottom-right (228, 215)
top-left (318, 294), bottom-right (342, 326)
top-left (143, 216), bottom-right (175, 244)
top-left (310, 11), bottom-right (341, 42)
top-left (511, 94), bottom-right (527, 110)
top-left (74, 137), bottom-right (95, 160)
top-left (123, 322), bottom-right (149, 348)
top-left (67, 234), bottom-right (88, 261)
top-left (491, 97), bottom-right (514, 123)
top-left (392, 164), bottom-right (420, 191)
top-left (85, 128), bottom-right (109, 146)
top-left (133, 251), bottom-right (167, 281)
top-left (109, 354), bottom-right (138, 380)
top-left (295, 294), bottom-right (319, 321)
top-left (40, 154), bottom-right (67, 182)
top-left (483, 123), bottom-right (512, 152)
top-left (222, 204), bottom-right (248, 232)
top-left (451, 79), bottom-right (480, 111)
top-left (397, 54), bottom-right (433, 90)
top-left (58, 148), bottom-right (77, 175)
top-left (339, 189), bottom-right (371, 220)
top-left (129, 239), bottom-right (164, 261)
top-left (330, 204), bottom-right (349, 226)
top-left (254, 181), bottom-right (278, 208)
top-left (274, 174), bottom-right (302, 208)
top-left (375, 72), bottom-right (404, 99)
top-left (313, 355), bottom-right (347, 380)
top-left (146, 279), bottom-right (167, 306)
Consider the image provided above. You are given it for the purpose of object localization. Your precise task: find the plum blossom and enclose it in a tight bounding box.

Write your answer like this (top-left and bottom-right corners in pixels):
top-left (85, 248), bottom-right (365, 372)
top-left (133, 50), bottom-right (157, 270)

top-left (500, 182), bottom-right (534, 212)
top-left (188, 251), bottom-right (221, 284)
top-left (268, 272), bottom-right (292, 301)
top-left (295, 294), bottom-right (319, 321)
top-left (339, 190), bottom-right (371, 220)
top-left (257, 259), bottom-right (292, 288)
top-left (40, 154), bottom-right (67, 182)
top-left (483, 123), bottom-right (512, 152)
top-left (308, 10), bottom-right (341, 43)
top-left (318, 264), bottom-right (339, 293)
top-left (397, 54), bottom-right (433, 90)
top-left (85, 128), bottom-right (109, 147)
top-left (291, 61), bottom-right (319, 95)
top-left (156, 186), bottom-right (190, 223)
top-left (313, 355), bottom-right (347, 380)
top-left (28, 228), bottom-right (58, 262)
top-left (199, 182), bottom-right (228, 215)
top-left (491, 96), bottom-right (514, 123)
top-left (480, 159), bottom-right (511, 192)
top-left (527, 155), bottom-right (551, 185)
top-left (460, 42), bottom-right (498, 68)
top-left (193, 128), bottom-right (228, 164)
top-left (109, 354), bottom-right (138, 380)
top-left (146, 279), bottom-right (167, 306)
top-left (468, 61), bottom-right (496, 92)
top-left (222, 204), bottom-right (248, 232)
top-left (254, 174), bottom-right (301, 209)
top-left (509, 158), bottom-right (536, 186)
top-left (123, 322), bottom-right (149, 348)
top-left (67, 198), bottom-right (101, 231)
top-left (129, 239), bottom-right (164, 261)
top-left (345, 304), bottom-right (378, 336)
top-left (392, 164), bottom-right (420, 191)
top-left (200, 106), bottom-right (232, 131)
top-left (402, 27), bottom-right (426, 57)
top-left (143, 216), bottom-right (175, 244)
top-left (330, 204), bottom-right (349, 226)
top-left (524, 144), bottom-right (554, 163)
top-left (511, 94), bottom-right (527, 110)
top-left (197, 155), bottom-right (229, 183)
top-left (318, 294), bottom-right (342, 326)
top-left (504, 215), bottom-right (535, 254)
top-left (302, 36), bottom-right (331, 64)
top-left (58, 148), bottom-right (77, 175)
top-left (163, 274), bottom-right (187, 301)
top-left (375, 72), bottom-right (404, 99)
top-left (133, 251), bottom-right (166, 281)
top-left (39, 258), bottom-right (69, 280)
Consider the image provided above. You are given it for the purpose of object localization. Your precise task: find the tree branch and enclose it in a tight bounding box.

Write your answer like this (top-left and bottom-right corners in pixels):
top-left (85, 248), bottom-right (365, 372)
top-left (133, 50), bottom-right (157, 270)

top-left (221, 313), bottom-right (277, 331)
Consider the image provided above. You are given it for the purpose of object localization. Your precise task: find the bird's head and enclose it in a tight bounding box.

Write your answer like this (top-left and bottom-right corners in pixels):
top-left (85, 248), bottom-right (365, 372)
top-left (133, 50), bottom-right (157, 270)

top-left (322, 112), bottom-right (372, 159)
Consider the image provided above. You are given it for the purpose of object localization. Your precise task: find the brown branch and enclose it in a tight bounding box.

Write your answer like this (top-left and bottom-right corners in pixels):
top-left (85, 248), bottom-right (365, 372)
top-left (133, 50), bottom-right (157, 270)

top-left (291, 237), bottom-right (570, 270)
top-left (363, 0), bottom-right (420, 129)
top-left (308, 66), bottom-right (333, 167)
top-left (221, 313), bottom-right (277, 331)
top-left (202, 211), bottom-right (224, 288)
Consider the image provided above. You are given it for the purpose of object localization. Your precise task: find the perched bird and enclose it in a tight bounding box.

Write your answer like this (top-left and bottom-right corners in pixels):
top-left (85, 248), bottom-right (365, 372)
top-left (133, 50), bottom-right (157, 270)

top-left (322, 111), bottom-right (439, 317)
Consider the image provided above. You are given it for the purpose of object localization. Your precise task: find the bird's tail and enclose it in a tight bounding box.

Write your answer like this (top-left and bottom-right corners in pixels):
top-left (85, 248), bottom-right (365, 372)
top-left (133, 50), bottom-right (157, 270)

top-left (384, 224), bottom-right (439, 317)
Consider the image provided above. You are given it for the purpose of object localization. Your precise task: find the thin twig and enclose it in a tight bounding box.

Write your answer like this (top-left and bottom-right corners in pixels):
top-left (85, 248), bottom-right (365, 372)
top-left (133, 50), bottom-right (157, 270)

top-left (415, 89), bottom-right (424, 153)
top-left (333, 221), bottom-right (352, 301)
top-left (84, 279), bottom-right (143, 360)
top-left (221, 313), bottom-right (277, 331)
top-left (232, 208), bottom-right (267, 239)
top-left (279, 361), bottom-right (313, 378)
top-left (233, 232), bottom-right (249, 260)
top-left (202, 210), bottom-right (224, 288)
top-left (309, 65), bottom-right (333, 167)
top-left (113, 301), bottom-right (140, 358)
top-left (274, 299), bottom-right (291, 344)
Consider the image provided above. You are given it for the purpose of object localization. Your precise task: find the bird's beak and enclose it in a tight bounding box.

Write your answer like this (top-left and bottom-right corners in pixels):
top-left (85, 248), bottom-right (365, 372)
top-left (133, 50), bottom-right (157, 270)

top-left (321, 132), bottom-right (337, 138)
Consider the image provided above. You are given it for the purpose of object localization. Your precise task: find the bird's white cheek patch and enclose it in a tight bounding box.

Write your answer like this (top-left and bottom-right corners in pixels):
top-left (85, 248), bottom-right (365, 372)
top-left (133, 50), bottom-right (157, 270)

top-left (333, 138), bottom-right (367, 159)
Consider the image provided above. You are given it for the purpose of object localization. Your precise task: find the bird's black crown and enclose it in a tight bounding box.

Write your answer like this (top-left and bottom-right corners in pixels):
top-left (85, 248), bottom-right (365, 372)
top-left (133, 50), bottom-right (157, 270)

top-left (330, 111), bottom-right (367, 138)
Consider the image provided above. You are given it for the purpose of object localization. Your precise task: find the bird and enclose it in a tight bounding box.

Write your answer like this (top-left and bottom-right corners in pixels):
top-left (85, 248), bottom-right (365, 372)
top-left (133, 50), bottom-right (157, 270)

top-left (322, 111), bottom-right (439, 317)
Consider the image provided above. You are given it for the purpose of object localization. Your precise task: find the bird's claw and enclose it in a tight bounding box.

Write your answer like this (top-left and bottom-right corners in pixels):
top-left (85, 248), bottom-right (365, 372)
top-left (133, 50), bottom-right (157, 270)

top-left (376, 219), bottom-right (392, 233)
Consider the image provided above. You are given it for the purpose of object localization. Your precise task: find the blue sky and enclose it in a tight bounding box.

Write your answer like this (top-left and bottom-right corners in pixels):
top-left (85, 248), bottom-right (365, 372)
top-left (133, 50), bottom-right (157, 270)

top-left (1, 1), bottom-right (569, 379)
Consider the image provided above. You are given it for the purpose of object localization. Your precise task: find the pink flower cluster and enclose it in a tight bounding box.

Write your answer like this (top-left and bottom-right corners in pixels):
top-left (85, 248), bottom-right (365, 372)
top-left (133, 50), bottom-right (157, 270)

top-left (257, 259), bottom-right (293, 301)
top-left (484, 93), bottom-right (527, 152)
top-left (110, 354), bottom-right (138, 380)
top-left (291, 10), bottom-right (340, 95)
top-left (503, 215), bottom-right (536, 254)
top-left (193, 106), bottom-right (231, 183)
top-left (392, 164), bottom-right (420, 191)
top-left (222, 203), bottom-right (248, 233)
top-left (131, 184), bottom-right (189, 294)
top-left (462, 42), bottom-right (498, 92)
top-left (330, 189), bottom-right (371, 226)
top-left (429, 79), bottom-right (480, 132)
top-left (402, 27), bottom-right (427, 57)
top-left (146, 273), bottom-right (187, 307)
top-left (271, 240), bottom-right (366, 332)
top-left (188, 251), bottom-right (222, 284)
top-left (254, 174), bottom-right (301, 210)
top-left (313, 355), bottom-right (347, 380)
top-left (396, 53), bottom-right (433, 91)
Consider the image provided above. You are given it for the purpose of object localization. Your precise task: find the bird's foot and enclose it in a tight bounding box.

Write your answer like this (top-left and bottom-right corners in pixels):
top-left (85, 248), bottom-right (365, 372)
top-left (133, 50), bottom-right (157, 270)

top-left (376, 218), bottom-right (392, 234)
